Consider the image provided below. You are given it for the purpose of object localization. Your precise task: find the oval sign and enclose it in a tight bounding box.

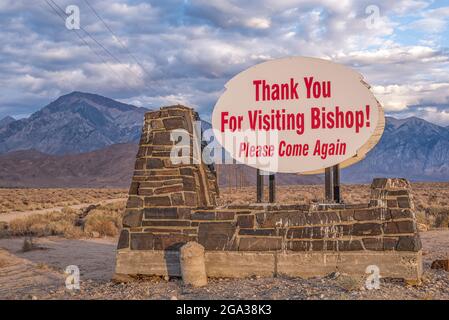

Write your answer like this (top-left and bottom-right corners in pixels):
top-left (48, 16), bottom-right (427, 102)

top-left (211, 56), bottom-right (385, 174)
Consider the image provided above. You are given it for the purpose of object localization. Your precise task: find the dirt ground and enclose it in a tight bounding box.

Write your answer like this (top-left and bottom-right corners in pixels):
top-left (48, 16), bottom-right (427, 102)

top-left (0, 230), bottom-right (447, 300)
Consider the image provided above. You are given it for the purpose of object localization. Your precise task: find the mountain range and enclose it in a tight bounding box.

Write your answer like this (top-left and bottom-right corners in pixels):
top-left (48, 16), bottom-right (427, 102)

top-left (0, 92), bottom-right (146, 155)
top-left (342, 116), bottom-right (449, 182)
top-left (0, 91), bottom-right (448, 187)
top-left (0, 116), bottom-right (15, 128)
top-left (0, 143), bottom-right (137, 188)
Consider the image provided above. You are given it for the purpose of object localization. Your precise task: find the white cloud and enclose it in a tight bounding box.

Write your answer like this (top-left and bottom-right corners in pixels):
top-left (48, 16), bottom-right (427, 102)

top-left (372, 82), bottom-right (449, 112)
top-left (401, 6), bottom-right (449, 33)
top-left (0, 0), bottom-right (448, 125)
top-left (245, 17), bottom-right (271, 29)
top-left (418, 107), bottom-right (449, 124)
top-left (334, 45), bottom-right (446, 65)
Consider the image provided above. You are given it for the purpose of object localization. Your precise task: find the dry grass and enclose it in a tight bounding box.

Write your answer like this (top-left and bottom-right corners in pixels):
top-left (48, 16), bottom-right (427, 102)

top-left (7, 201), bottom-right (126, 239)
top-left (83, 201), bottom-right (125, 237)
top-left (8, 207), bottom-right (83, 238)
top-left (0, 188), bottom-right (127, 214)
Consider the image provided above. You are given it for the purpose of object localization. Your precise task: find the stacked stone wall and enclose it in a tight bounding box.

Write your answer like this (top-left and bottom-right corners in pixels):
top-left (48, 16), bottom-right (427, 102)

top-left (115, 106), bottom-right (422, 281)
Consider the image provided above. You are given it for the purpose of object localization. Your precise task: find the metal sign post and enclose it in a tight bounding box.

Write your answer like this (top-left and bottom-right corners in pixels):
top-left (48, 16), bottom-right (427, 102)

top-left (256, 169), bottom-right (263, 203)
top-left (325, 167), bottom-right (334, 202)
top-left (325, 165), bottom-right (341, 203)
top-left (256, 170), bottom-right (276, 203)
top-left (269, 173), bottom-right (276, 203)
top-left (333, 164), bottom-right (341, 203)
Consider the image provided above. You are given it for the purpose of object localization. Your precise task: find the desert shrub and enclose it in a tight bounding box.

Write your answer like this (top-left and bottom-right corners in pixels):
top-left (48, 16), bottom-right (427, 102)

top-left (22, 237), bottom-right (34, 252)
top-left (434, 212), bottom-right (449, 229)
top-left (8, 208), bottom-right (83, 238)
top-left (7, 201), bottom-right (126, 239)
top-left (415, 211), bottom-right (428, 226)
top-left (83, 202), bottom-right (125, 237)
top-left (84, 211), bottom-right (121, 237)
top-left (425, 206), bottom-right (449, 229)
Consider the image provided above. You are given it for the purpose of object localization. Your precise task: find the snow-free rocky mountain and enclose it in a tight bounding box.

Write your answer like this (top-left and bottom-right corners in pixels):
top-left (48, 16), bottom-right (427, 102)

top-left (0, 92), bottom-right (147, 155)
top-left (0, 116), bottom-right (15, 128)
top-left (0, 92), bottom-right (448, 187)
top-left (343, 116), bottom-right (449, 182)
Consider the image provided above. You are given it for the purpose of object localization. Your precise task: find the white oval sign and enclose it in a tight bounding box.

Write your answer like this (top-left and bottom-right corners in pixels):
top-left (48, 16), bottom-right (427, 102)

top-left (211, 56), bottom-right (385, 174)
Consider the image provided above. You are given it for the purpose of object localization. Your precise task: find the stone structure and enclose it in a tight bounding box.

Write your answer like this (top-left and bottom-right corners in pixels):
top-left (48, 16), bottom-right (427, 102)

top-left (115, 105), bottom-right (423, 282)
top-left (180, 242), bottom-right (208, 287)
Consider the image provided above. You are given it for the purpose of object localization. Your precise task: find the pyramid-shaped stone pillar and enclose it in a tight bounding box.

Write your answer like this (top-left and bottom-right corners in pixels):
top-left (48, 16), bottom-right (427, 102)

top-left (115, 105), bottom-right (218, 278)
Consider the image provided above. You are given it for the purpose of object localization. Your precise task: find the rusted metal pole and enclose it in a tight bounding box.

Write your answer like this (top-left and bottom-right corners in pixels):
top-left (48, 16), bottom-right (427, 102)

top-left (256, 169), bottom-right (263, 203)
top-left (333, 164), bottom-right (341, 203)
top-left (325, 167), bottom-right (334, 202)
top-left (269, 173), bottom-right (276, 203)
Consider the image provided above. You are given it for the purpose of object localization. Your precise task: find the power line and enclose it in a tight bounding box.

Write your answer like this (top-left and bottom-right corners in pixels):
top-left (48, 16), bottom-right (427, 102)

top-left (47, 0), bottom-right (143, 87)
top-left (49, 0), bottom-right (122, 65)
top-left (43, 0), bottom-right (136, 91)
top-left (83, 0), bottom-right (150, 77)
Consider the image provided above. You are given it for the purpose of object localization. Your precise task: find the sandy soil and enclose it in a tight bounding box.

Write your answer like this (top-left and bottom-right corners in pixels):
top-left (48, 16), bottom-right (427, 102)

top-left (0, 230), bottom-right (448, 300)
top-left (0, 198), bottom-right (126, 223)
top-left (0, 249), bottom-right (64, 299)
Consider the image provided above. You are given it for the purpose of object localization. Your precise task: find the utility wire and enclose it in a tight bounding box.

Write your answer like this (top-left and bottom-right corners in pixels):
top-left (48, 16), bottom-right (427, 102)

top-left (47, 0), bottom-right (143, 87)
top-left (83, 0), bottom-right (150, 78)
top-left (43, 0), bottom-right (136, 91)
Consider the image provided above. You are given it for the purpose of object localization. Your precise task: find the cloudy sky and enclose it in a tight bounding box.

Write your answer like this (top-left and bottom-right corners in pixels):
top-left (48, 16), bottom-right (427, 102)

top-left (1, 0), bottom-right (449, 125)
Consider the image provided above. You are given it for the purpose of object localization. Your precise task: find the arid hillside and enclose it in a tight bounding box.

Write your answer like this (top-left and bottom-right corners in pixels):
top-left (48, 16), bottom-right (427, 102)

top-left (0, 144), bottom-right (322, 188)
top-left (0, 143), bottom-right (138, 188)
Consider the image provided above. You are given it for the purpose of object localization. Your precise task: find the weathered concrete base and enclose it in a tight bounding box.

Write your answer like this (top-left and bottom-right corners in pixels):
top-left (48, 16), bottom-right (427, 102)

top-left (206, 251), bottom-right (276, 278)
top-left (115, 249), bottom-right (422, 281)
top-left (276, 251), bottom-right (423, 280)
top-left (116, 250), bottom-right (181, 277)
